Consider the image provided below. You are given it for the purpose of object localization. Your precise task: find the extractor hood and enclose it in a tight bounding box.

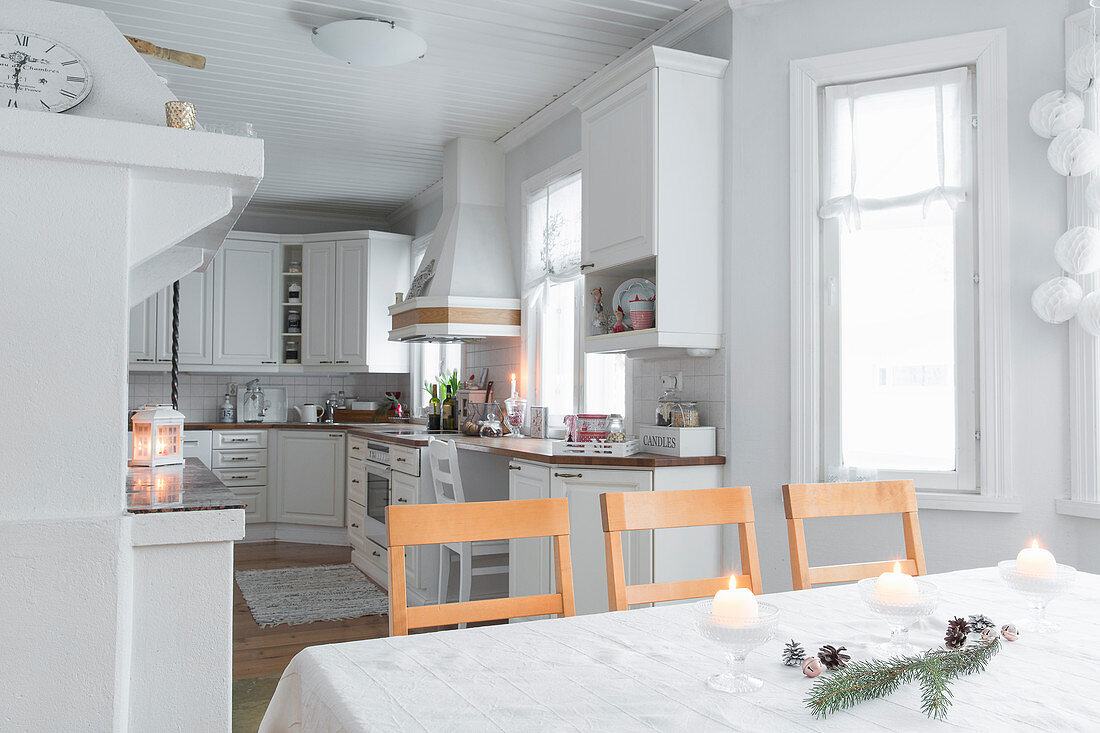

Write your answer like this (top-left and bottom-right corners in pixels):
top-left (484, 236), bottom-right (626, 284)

top-left (388, 138), bottom-right (520, 343)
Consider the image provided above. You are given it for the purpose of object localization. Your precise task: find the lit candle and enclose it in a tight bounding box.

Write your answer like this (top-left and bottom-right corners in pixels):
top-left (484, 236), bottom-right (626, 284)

top-left (874, 561), bottom-right (919, 605)
top-left (510, 373), bottom-right (518, 399)
top-left (713, 575), bottom-right (758, 625)
top-left (1016, 539), bottom-right (1056, 577)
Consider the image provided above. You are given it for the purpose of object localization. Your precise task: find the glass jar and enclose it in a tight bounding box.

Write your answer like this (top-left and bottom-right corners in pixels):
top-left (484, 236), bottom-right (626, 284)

top-left (607, 414), bottom-right (627, 443)
top-left (656, 389), bottom-right (700, 428)
top-left (287, 309), bottom-right (301, 333)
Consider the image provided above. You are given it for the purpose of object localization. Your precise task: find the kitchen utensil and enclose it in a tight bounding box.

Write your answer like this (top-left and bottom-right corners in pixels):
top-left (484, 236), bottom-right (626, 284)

top-left (236, 386), bottom-right (287, 423)
top-left (613, 277), bottom-right (657, 330)
top-left (292, 404), bottom-right (322, 423)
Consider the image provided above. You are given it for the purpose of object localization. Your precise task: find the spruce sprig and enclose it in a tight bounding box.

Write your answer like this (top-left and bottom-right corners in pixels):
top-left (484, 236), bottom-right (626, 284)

top-left (804, 639), bottom-right (1000, 720)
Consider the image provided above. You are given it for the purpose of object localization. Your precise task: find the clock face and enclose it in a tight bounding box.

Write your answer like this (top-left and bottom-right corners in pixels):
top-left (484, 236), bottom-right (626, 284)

top-left (0, 30), bottom-right (92, 113)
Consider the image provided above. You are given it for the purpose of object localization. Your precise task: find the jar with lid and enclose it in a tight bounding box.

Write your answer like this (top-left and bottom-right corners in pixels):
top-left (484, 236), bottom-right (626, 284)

top-left (606, 414), bottom-right (627, 443)
top-left (656, 389), bottom-right (700, 428)
top-left (287, 310), bottom-right (301, 333)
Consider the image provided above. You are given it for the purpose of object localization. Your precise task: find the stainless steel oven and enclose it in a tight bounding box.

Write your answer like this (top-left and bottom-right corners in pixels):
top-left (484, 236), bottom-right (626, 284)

top-left (362, 442), bottom-right (392, 547)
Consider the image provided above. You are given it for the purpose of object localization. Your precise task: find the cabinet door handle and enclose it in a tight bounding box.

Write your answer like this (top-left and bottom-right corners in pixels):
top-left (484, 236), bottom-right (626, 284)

top-left (554, 472), bottom-right (582, 479)
top-left (372, 550), bottom-right (380, 557)
top-left (228, 456), bottom-right (250, 461)
top-left (350, 523), bottom-right (359, 528)
top-left (228, 474), bottom-right (250, 480)
top-left (395, 457), bottom-right (407, 463)
top-left (135, 358), bottom-right (155, 362)
top-left (261, 361), bottom-right (277, 365)
top-left (508, 465), bottom-right (521, 471)
top-left (319, 361), bottom-right (332, 364)
top-left (228, 437), bottom-right (251, 442)
top-left (336, 360), bottom-right (349, 364)
top-left (351, 445), bottom-right (362, 451)
top-left (351, 479), bottom-right (360, 484)
top-left (580, 263), bottom-right (595, 270)
top-left (397, 497), bottom-right (408, 503)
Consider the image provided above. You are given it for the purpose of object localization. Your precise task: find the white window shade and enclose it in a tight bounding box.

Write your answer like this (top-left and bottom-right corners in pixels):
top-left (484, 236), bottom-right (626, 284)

top-left (523, 170), bottom-right (582, 291)
top-left (820, 67), bottom-right (969, 230)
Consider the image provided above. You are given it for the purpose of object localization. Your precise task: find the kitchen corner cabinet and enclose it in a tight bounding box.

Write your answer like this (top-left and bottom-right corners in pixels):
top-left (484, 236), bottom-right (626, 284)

top-left (275, 430), bottom-right (346, 527)
top-left (575, 47), bottom-right (727, 359)
top-left (214, 238), bottom-right (280, 366)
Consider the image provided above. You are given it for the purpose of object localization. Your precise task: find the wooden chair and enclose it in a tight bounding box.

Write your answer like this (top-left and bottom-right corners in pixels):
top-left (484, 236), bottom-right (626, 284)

top-left (386, 498), bottom-right (575, 636)
top-left (782, 480), bottom-right (926, 590)
top-left (599, 487), bottom-right (763, 611)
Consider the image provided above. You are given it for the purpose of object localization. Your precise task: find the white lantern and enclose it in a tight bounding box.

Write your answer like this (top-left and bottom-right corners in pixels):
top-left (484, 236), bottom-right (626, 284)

top-left (1029, 91), bottom-right (1085, 138)
top-left (1048, 129), bottom-right (1100, 176)
top-left (1078, 292), bottom-right (1100, 336)
top-left (1031, 277), bottom-right (1083, 324)
top-left (1054, 226), bottom-right (1100, 275)
top-left (130, 403), bottom-right (185, 467)
top-left (1067, 42), bottom-right (1100, 92)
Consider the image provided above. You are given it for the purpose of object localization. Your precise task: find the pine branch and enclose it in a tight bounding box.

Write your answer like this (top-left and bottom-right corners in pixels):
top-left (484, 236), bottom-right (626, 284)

top-left (804, 639), bottom-right (1000, 721)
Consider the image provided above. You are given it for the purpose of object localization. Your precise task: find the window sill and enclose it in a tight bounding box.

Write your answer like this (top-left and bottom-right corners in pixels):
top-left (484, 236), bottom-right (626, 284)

top-left (1055, 499), bottom-right (1100, 520)
top-left (917, 493), bottom-right (1021, 513)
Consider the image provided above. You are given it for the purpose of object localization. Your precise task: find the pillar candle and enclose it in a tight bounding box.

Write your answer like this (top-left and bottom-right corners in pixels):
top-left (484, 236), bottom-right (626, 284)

top-left (713, 575), bottom-right (758, 625)
top-left (1016, 540), bottom-right (1056, 577)
top-left (874, 561), bottom-right (919, 605)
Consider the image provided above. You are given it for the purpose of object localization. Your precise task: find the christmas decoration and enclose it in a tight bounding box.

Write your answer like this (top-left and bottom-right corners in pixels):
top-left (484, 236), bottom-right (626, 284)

top-left (980, 628), bottom-right (999, 642)
top-left (944, 617), bottom-right (970, 649)
top-left (801, 656), bottom-right (823, 678)
top-left (1032, 277), bottom-right (1083, 324)
top-left (1048, 128), bottom-right (1100, 176)
top-left (817, 645), bottom-right (850, 671)
top-left (782, 639), bottom-right (806, 667)
top-left (1055, 226), bottom-right (1100, 275)
top-left (1000, 624), bottom-right (1019, 642)
top-left (967, 614), bottom-right (995, 633)
top-left (805, 639), bottom-right (1001, 721)
top-left (1029, 90), bottom-right (1085, 138)
top-left (1067, 41), bottom-right (1100, 92)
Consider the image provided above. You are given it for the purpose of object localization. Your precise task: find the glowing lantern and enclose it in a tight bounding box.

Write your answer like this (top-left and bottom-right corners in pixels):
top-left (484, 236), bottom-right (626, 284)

top-left (130, 403), bottom-right (185, 467)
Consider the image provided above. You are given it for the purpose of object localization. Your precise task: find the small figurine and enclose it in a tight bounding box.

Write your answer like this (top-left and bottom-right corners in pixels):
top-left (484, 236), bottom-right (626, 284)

top-left (591, 287), bottom-right (609, 334)
top-left (611, 305), bottom-right (632, 333)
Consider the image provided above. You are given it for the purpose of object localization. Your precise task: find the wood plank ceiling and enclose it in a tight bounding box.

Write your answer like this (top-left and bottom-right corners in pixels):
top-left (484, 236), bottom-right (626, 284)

top-left (61, 0), bottom-right (700, 223)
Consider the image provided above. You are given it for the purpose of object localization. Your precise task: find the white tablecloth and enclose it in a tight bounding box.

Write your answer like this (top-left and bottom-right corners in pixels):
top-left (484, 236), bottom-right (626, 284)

top-left (258, 567), bottom-right (1098, 732)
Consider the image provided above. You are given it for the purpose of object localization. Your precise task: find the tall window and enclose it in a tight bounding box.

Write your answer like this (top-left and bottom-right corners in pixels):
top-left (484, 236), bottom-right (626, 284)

top-left (410, 236), bottom-right (460, 415)
top-left (523, 162), bottom-right (625, 424)
top-left (819, 67), bottom-right (977, 491)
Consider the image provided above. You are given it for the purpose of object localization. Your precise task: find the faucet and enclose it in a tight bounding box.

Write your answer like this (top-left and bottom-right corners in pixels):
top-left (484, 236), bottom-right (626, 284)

top-left (322, 398), bottom-right (337, 423)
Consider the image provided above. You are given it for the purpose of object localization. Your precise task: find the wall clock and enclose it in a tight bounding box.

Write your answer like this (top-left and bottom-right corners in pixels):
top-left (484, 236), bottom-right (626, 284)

top-left (0, 30), bottom-right (92, 112)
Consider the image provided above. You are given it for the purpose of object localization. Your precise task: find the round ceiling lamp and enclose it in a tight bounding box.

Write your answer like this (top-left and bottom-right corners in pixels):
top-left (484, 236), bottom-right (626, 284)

top-left (312, 18), bottom-right (427, 67)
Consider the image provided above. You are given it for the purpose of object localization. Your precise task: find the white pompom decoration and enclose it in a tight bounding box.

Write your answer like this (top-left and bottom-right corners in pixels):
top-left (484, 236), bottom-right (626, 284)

top-left (1054, 227), bottom-right (1100, 275)
top-left (1032, 277), bottom-right (1083, 324)
top-left (1029, 91), bottom-right (1085, 138)
top-left (1078, 292), bottom-right (1100, 336)
top-left (1048, 129), bottom-right (1100, 176)
top-left (1067, 42), bottom-right (1100, 92)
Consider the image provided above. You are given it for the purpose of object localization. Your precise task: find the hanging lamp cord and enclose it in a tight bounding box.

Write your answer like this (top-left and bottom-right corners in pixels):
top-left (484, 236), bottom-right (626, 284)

top-left (171, 280), bottom-right (180, 410)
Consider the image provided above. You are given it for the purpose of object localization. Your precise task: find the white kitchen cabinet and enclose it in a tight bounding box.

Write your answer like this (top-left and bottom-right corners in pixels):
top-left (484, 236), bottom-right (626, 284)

top-left (335, 240), bottom-right (368, 366)
top-left (128, 295), bottom-right (157, 364)
top-left (364, 233), bottom-right (411, 372)
top-left (507, 460), bottom-right (553, 607)
top-left (275, 430), bottom-right (346, 527)
top-left (302, 241), bottom-right (336, 365)
top-left (213, 239), bottom-right (279, 366)
top-left (157, 263), bottom-right (214, 365)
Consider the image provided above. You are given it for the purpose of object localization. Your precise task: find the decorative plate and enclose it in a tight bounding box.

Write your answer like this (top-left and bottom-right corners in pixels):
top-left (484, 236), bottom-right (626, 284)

top-left (613, 277), bottom-right (656, 330)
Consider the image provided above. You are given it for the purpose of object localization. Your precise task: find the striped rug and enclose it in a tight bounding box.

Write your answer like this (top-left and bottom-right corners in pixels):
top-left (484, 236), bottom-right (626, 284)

top-left (235, 564), bottom-right (388, 627)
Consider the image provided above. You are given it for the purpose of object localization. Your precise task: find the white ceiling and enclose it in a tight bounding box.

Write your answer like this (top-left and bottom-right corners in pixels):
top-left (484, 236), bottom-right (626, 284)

top-left (61, 0), bottom-right (700, 223)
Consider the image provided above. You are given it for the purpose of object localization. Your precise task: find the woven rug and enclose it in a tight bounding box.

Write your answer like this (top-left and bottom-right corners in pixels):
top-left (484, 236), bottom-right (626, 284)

top-left (235, 564), bottom-right (388, 627)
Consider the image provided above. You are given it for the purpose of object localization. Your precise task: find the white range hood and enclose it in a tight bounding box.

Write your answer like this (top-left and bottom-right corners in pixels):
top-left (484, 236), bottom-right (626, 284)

top-left (388, 138), bottom-right (520, 343)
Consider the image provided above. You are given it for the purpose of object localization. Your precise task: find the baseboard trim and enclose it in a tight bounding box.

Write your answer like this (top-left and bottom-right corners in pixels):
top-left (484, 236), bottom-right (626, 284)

top-left (240, 523), bottom-right (350, 546)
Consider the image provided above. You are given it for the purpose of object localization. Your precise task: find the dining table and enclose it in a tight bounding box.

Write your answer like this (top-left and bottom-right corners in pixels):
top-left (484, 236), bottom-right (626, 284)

top-left (258, 567), bottom-right (1098, 731)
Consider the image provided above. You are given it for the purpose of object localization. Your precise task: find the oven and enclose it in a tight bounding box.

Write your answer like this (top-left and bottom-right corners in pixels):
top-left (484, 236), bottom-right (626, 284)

top-left (362, 442), bottom-right (392, 547)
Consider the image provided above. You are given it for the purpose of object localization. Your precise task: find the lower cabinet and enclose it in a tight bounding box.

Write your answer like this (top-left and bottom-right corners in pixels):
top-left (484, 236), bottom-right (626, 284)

top-left (275, 430), bottom-right (346, 527)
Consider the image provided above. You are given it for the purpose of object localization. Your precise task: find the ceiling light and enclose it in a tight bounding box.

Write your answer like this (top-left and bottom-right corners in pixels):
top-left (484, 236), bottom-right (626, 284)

top-left (311, 18), bottom-right (427, 67)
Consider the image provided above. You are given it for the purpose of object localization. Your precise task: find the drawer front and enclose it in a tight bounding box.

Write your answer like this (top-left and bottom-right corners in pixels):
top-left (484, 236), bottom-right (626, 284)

top-left (231, 487), bottom-right (266, 524)
top-left (390, 446), bottom-right (419, 476)
top-left (392, 477), bottom-right (416, 507)
top-left (346, 459), bottom-right (366, 507)
top-left (213, 430), bottom-right (268, 449)
top-left (363, 538), bottom-right (388, 572)
top-left (213, 467), bottom-right (268, 487)
top-left (347, 434), bottom-right (369, 461)
top-left (346, 499), bottom-right (366, 540)
top-left (211, 449), bottom-right (267, 469)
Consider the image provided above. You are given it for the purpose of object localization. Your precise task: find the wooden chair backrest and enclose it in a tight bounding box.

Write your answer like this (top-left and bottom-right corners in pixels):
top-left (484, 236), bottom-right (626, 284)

top-left (386, 498), bottom-right (574, 635)
top-left (426, 439), bottom-right (464, 504)
top-left (600, 487), bottom-right (763, 610)
top-left (781, 480), bottom-right (926, 590)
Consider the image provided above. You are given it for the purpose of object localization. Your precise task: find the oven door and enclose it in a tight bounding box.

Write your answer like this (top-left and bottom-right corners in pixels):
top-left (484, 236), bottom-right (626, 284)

top-left (363, 459), bottom-right (391, 547)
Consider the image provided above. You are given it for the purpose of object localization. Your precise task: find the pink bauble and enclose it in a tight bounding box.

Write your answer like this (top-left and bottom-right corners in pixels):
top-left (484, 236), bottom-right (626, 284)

top-left (1001, 624), bottom-right (1019, 642)
top-left (801, 657), bottom-right (823, 678)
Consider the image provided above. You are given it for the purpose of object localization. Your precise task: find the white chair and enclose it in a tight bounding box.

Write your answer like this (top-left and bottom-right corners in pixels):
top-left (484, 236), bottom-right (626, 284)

top-left (427, 439), bottom-right (509, 625)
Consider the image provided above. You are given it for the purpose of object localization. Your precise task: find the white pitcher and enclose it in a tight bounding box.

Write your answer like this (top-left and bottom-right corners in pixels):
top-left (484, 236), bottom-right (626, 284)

top-left (292, 404), bottom-right (323, 423)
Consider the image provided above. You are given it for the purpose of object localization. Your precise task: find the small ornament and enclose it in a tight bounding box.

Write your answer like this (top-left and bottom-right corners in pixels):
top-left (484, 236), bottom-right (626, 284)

top-left (1000, 624), bottom-right (1019, 642)
top-left (1055, 226), bottom-right (1100, 275)
top-left (967, 614), bottom-right (995, 633)
top-left (1029, 90), bottom-right (1085, 138)
top-left (1048, 128), bottom-right (1100, 176)
top-left (1032, 277), bottom-right (1083, 324)
top-left (610, 305), bottom-right (631, 333)
top-left (944, 617), bottom-right (970, 649)
top-left (801, 656), bottom-right (823, 678)
top-left (782, 639), bottom-right (807, 667)
top-left (590, 287), bottom-right (609, 334)
top-left (980, 628), bottom-right (999, 642)
top-left (817, 644), bottom-right (850, 671)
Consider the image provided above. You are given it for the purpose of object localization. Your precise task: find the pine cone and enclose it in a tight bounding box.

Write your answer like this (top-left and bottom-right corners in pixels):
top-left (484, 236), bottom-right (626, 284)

top-left (967, 614), bottom-right (994, 632)
top-left (817, 644), bottom-right (850, 670)
top-left (782, 639), bottom-right (806, 666)
top-left (944, 617), bottom-right (970, 649)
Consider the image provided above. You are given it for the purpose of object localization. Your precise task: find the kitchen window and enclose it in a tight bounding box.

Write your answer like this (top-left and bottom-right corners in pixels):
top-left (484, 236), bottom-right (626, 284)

top-left (409, 235), bottom-right (460, 415)
top-left (522, 157), bottom-right (625, 424)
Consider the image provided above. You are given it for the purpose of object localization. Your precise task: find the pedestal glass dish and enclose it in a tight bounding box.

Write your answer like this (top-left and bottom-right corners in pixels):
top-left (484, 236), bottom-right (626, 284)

top-left (998, 560), bottom-right (1076, 633)
top-left (858, 578), bottom-right (939, 656)
top-left (693, 600), bottom-right (779, 693)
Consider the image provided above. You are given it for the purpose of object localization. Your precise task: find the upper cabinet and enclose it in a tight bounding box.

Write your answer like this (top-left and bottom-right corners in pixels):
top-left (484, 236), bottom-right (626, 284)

top-left (128, 296), bottom-right (157, 364)
top-left (157, 265), bottom-right (214, 365)
top-left (302, 241), bottom-right (337, 365)
top-left (214, 238), bottom-right (280, 366)
top-left (575, 47), bottom-right (728, 359)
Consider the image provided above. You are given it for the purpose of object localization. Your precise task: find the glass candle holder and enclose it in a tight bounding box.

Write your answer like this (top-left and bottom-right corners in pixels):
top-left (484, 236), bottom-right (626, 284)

top-left (504, 397), bottom-right (527, 438)
top-left (858, 577), bottom-right (939, 656)
top-left (998, 560), bottom-right (1076, 633)
top-left (693, 600), bottom-right (779, 694)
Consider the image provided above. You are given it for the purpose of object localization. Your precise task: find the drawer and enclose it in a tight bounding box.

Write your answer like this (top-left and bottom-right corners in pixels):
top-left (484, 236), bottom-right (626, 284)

top-left (390, 445), bottom-right (419, 476)
top-left (213, 430), bottom-right (268, 449)
top-left (362, 538), bottom-right (388, 573)
top-left (213, 467), bottom-right (268, 488)
top-left (347, 434), bottom-right (369, 461)
top-left (231, 487), bottom-right (266, 524)
top-left (346, 459), bottom-right (366, 507)
top-left (211, 449), bottom-right (267, 469)
top-left (346, 499), bottom-right (366, 540)
top-left (392, 477), bottom-right (416, 508)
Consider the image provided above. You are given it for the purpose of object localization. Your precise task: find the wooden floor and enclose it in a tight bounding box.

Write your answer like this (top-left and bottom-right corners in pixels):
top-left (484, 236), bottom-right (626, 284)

top-left (233, 541), bottom-right (389, 679)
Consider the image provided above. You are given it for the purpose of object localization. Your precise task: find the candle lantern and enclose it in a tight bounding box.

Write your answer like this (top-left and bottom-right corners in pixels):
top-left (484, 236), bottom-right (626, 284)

top-left (131, 404), bottom-right (185, 467)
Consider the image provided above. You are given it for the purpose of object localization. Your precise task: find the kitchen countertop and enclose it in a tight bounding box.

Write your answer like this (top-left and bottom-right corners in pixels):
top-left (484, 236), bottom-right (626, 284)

top-left (184, 421), bottom-right (389, 430)
top-left (126, 458), bottom-right (245, 514)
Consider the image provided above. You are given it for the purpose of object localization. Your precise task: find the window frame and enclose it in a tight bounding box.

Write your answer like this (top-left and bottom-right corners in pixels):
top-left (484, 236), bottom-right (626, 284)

top-left (791, 30), bottom-right (1017, 512)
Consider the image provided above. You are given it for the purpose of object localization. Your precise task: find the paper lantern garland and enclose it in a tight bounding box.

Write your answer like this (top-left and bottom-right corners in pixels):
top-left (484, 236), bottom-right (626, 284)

top-left (1048, 128), bottom-right (1100, 176)
top-left (1029, 90), bottom-right (1085, 138)
top-left (1031, 277), bottom-right (1083, 324)
top-left (1054, 226), bottom-right (1100, 275)
top-left (1067, 42), bottom-right (1100, 93)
